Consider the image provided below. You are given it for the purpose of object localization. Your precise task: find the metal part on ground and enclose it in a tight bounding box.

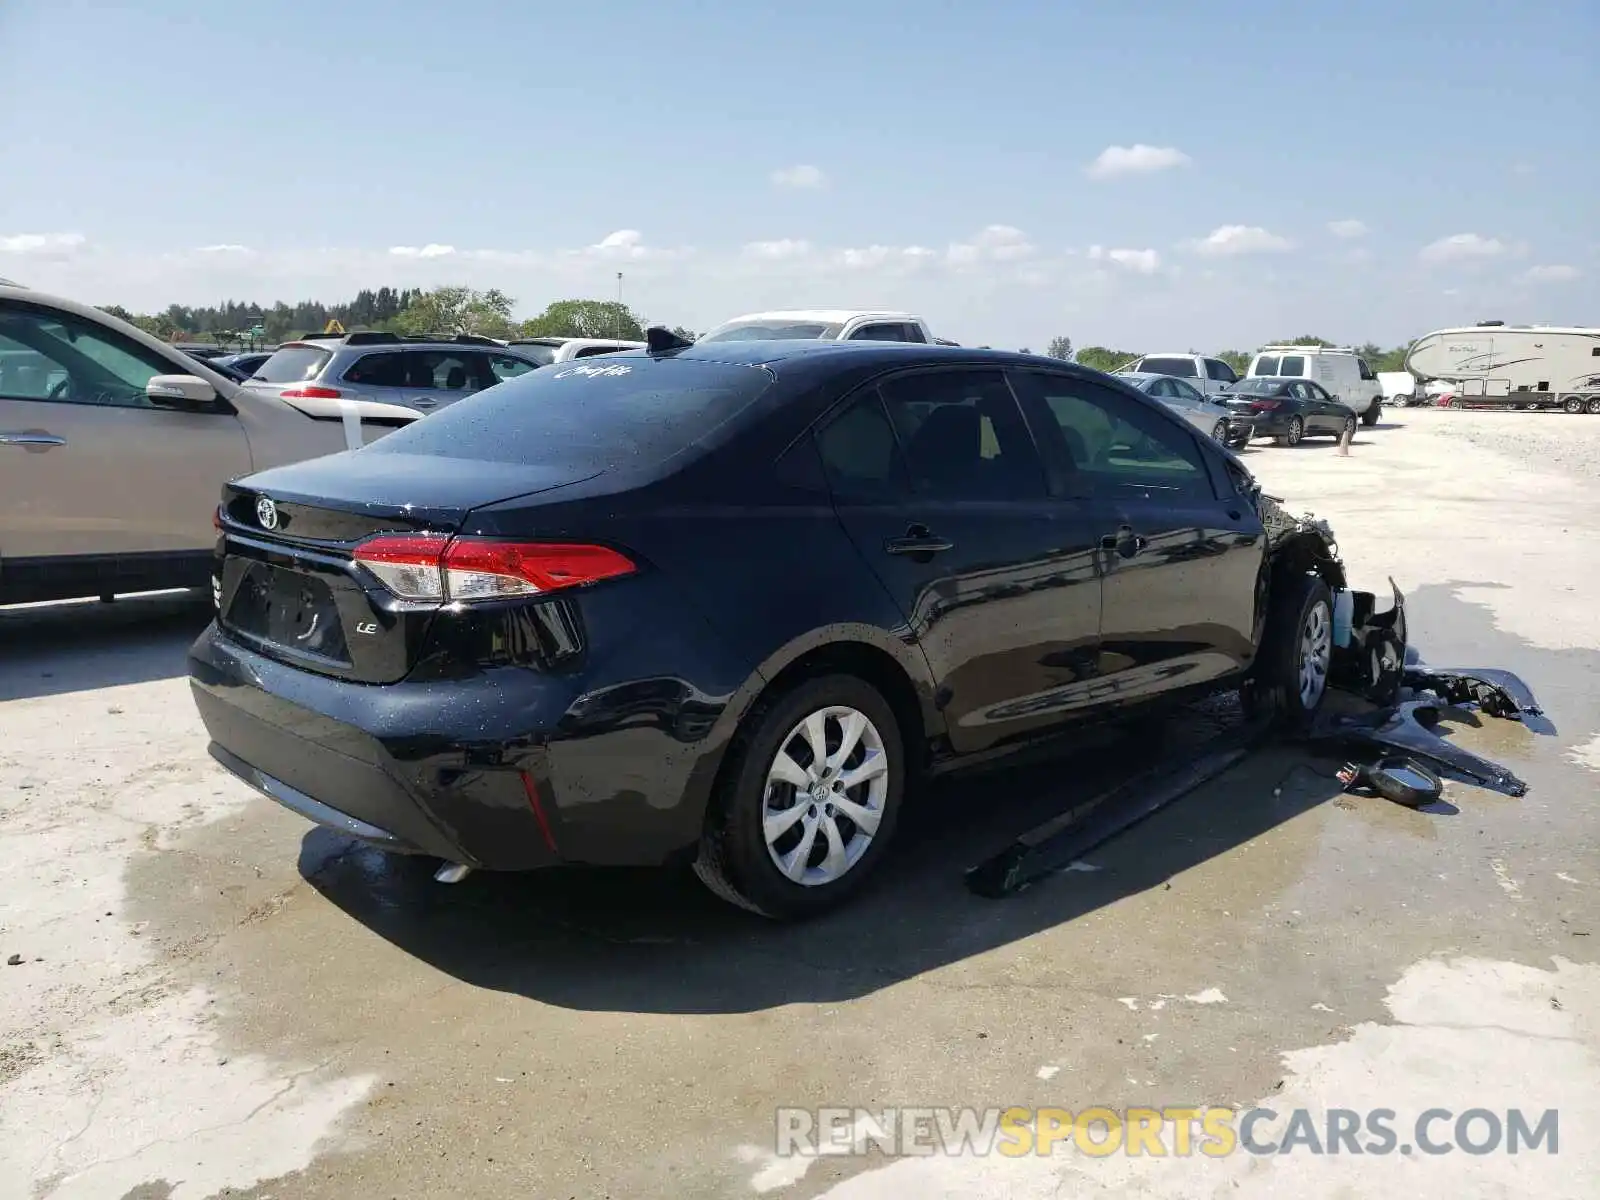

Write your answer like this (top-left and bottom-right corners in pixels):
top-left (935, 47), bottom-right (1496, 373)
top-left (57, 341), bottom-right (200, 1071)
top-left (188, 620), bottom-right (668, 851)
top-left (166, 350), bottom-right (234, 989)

top-left (964, 717), bottom-right (1270, 898)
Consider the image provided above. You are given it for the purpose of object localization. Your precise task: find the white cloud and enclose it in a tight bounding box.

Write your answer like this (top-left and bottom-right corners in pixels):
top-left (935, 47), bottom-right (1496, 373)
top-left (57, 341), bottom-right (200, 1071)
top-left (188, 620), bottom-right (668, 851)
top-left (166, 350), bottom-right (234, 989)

top-left (1187, 225), bottom-right (1293, 256)
top-left (0, 232), bottom-right (87, 257)
top-left (388, 243), bottom-right (456, 258)
top-left (196, 243), bottom-right (252, 254)
top-left (1418, 233), bottom-right (1507, 263)
top-left (1085, 144), bottom-right (1191, 180)
top-left (1088, 245), bottom-right (1161, 274)
top-left (948, 224), bottom-right (1034, 265)
top-left (770, 164), bottom-right (826, 189)
top-left (1524, 264), bottom-right (1579, 283)
top-left (743, 238), bottom-right (812, 260)
top-left (1328, 219), bottom-right (1368, 239)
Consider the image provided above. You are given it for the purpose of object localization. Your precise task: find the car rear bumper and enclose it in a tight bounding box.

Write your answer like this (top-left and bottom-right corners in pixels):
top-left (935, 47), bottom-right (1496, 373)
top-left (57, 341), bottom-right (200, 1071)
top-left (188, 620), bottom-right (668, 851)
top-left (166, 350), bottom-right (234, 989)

top-left (188, 621), bottom-right (720, 869)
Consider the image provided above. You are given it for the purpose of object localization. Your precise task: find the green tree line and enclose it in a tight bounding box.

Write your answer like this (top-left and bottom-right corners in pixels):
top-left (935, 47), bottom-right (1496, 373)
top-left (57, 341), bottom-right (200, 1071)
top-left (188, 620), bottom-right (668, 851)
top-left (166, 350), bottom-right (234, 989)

top-left (98, 286), bottom-right (682, 347)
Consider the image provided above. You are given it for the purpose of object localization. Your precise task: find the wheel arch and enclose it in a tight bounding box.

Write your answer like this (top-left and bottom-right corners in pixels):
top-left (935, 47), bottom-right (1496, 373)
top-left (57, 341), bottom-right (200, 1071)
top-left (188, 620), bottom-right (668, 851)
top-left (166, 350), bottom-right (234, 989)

top-left (678, 627), bottom-right (940, 840)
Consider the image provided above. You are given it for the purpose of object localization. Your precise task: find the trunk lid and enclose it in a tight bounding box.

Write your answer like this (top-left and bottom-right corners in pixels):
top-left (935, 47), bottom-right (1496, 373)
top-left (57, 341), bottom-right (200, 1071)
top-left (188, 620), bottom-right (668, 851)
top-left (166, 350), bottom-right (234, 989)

top-left (216, 453), bottom-right (600, 683)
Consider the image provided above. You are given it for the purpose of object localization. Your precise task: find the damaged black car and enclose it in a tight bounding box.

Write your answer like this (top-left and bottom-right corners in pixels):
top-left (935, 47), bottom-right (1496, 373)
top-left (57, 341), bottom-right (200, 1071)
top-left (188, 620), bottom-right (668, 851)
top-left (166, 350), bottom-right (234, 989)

top-left (191, 340), bottom-right (1483, 920)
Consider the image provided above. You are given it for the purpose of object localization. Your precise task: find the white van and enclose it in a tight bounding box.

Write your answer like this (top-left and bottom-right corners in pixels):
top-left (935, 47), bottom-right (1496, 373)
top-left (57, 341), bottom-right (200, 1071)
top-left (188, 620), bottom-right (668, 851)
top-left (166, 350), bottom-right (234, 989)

top-left (1247, 346), bottom-right (1384, 425)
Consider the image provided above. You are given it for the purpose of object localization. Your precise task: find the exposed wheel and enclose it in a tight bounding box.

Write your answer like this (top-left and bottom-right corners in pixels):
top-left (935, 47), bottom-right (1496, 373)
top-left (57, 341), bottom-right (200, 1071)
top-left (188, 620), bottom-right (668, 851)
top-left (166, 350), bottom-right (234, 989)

top-left (1211, 419), bottom-right (1228, 441)
top-left (1361, 400), bottom-right (1381, 427)
top-left (1275, 415), bottom-right (1305, 446)
top-left (694, 674), bottom-right (903, 919)
top-left (1390, 395), bottom-right (1410, 409)
top-left (1587, 397), bottom-right (1600, 415)
top-left (1249, 573), bottom-right (1334, 729)
top-left (1448, 398), bottom-right (1463, 409)
top-left (1341, 415), bottom-right (1357, 439)
top-left (1563, 395), bottom-right (1584, 414)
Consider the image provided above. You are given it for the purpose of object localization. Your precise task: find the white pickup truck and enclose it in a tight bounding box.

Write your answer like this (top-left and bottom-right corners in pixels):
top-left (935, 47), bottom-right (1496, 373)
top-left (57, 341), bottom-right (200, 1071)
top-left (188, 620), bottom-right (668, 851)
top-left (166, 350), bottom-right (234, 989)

top-left (697, 309), bottom-right (937, 344)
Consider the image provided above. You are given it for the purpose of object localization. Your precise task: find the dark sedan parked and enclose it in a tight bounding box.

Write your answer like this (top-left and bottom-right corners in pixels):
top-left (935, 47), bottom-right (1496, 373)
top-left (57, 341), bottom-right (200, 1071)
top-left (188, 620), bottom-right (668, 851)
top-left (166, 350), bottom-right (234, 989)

top-left (190, 340), bottom-right (1342, 919)
top-left (1223, 378), bottom-right (1358, 448)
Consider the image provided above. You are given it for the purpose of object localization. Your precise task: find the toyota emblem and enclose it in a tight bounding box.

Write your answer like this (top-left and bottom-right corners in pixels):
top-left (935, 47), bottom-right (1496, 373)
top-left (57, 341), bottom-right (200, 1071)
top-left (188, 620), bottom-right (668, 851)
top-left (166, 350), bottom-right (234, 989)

top-left (255, 496), bottom-right (279, 530)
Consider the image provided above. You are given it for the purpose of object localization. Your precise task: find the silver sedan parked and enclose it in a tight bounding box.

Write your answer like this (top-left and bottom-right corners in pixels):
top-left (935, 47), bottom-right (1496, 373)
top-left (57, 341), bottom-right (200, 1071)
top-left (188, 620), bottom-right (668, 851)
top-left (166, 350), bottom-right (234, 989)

top-left (1117, 370), bottom-right (1234, 441)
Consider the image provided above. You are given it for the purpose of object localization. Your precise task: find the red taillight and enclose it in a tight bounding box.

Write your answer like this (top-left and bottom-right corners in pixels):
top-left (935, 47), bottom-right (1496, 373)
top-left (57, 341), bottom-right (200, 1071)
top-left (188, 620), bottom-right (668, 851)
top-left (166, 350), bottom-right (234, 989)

top-left (352, 535), bottom-right (636, 602)
top-left (279, 385), bottom-right (344, 399)
top-left (1249, 399), bottom-right (1282, 411)
top-left (213, 505), bottom-right (224, 531)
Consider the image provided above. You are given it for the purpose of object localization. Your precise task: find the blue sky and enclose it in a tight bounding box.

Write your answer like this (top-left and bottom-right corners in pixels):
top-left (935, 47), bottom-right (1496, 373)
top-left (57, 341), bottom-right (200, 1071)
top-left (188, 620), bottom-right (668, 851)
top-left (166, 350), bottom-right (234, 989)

top-left (2, 0), bottom-right (1595, 349)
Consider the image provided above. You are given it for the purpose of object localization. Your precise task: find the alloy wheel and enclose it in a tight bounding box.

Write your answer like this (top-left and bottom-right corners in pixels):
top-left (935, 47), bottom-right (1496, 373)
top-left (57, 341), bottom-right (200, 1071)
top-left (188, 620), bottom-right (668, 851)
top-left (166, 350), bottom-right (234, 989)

top-left (1211, 420), bottom-right (1228, 441)
top-left (1287, 416), bottom-right (1304, 445)
top-left (1297, 600), bottom-right (1332, 709)
top-left (761, 706), bottom-right (889, 887)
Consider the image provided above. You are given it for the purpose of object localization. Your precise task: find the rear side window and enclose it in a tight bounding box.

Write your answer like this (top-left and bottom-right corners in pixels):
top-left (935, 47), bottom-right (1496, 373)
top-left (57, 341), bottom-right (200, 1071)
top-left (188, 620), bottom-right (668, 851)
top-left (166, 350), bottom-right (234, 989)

top-left (343, 352), bottom-right (408, 387)
top-left (364, 357), bottom-right (774, 469)
top-left (816, 396), bottom-right (908, 500)
top-left (1205, 359), bottom-right (1237, 382)
top-left (254, 345), bottom-right (332, 383)
top-left (509, 343), bottom-right (557, 366)
top-left (1139, 355), bottom-right (1198, 378)
top-left (1279, 355), bottom-right (1307, 376)
top-left (878, 369), bottom-right (1045, 499)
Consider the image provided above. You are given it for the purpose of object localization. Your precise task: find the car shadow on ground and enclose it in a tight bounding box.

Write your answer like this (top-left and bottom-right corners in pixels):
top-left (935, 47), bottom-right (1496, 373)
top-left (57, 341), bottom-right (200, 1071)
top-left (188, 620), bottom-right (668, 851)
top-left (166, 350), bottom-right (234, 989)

top-left (0, 590), bottom-right (211, 701)
top-left (298, 699), bottom-right (1362, 1015)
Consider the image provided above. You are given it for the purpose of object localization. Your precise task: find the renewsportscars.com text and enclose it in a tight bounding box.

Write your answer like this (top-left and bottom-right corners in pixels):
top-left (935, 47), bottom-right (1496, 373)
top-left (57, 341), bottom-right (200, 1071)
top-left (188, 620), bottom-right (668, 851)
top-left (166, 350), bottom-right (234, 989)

top-left (776, 1106), bottom-right (1559, 1158)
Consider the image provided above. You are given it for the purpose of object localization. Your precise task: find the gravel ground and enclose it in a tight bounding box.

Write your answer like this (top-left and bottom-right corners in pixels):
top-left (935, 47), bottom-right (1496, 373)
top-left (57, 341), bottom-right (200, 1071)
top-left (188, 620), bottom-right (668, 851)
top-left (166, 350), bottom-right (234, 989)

top-left (1417, 408), bottom-right (1600, 484)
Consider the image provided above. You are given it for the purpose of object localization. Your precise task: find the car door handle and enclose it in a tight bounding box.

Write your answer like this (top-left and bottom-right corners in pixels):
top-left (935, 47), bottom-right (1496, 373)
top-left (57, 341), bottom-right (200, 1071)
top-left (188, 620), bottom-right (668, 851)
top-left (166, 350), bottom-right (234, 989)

top-left (1100, 526), bottom-right (1147, 557)
top-left (411, 397), bottom-right (438, 409)
top-left (885, 525), bottom-right (954, 555)
top-left (0, 431), bottom-right (66, 450)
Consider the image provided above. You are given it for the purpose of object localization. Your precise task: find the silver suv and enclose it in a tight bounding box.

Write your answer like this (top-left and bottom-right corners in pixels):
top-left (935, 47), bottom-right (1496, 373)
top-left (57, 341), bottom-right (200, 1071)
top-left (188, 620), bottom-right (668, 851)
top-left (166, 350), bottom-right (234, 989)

top-left (245, 332), bottom-right (546, 415)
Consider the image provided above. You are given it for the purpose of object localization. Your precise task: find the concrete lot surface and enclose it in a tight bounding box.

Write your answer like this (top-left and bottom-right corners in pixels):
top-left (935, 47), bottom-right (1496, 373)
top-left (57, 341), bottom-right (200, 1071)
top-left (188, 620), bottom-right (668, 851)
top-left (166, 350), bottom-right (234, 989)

top-left (2, 409), bottom-right (1597, 1199)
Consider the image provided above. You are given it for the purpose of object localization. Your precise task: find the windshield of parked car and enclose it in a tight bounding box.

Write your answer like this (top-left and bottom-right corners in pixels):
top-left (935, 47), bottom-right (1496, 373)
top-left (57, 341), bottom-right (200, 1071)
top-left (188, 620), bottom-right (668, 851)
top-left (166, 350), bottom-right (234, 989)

top-left (1137, 355), bottom-right (1198, 378)
top-left (699, 319), bottom-right (846, 342)
top-left (251, 344), bottom-right (332, 382)
top-left (364, 356), bottom-right (776, 469)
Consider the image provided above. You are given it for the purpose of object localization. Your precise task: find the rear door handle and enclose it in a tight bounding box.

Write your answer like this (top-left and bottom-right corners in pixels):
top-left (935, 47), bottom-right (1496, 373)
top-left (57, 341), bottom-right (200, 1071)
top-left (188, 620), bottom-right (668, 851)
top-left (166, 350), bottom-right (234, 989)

top-left (411, 397), bottom-right (438, 410)
top-left (0, 431), bottom-right (66, 450)
top-left (885, 525), bottom-right (954, 555)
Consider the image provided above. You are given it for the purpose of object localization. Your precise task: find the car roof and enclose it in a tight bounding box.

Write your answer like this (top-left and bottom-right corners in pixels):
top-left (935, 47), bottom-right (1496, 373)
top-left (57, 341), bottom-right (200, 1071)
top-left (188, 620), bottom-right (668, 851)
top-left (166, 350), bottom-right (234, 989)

top-left (610, 340), bottom-right (1108, 378)
top-left (1116, 371), bottom-right (1170, 385)
top-left (716, 309), bottom-right (922, 325)
top-left (1138, 351), bottom-right (1206, 360)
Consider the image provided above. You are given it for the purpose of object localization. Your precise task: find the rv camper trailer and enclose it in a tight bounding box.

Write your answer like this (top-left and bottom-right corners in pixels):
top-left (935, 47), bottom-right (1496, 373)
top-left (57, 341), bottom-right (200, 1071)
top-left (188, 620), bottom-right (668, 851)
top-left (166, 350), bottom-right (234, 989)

top-left (1404, 323), bottom-right (1600, 413)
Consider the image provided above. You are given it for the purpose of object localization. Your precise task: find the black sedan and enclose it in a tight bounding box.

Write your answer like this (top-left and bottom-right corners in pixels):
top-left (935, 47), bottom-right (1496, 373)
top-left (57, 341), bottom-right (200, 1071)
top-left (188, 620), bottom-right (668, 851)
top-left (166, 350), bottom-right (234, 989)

top-left (1222, 377), bottom-right (1358, 447)
top-left (190, 339), bottom-right (1346, 919)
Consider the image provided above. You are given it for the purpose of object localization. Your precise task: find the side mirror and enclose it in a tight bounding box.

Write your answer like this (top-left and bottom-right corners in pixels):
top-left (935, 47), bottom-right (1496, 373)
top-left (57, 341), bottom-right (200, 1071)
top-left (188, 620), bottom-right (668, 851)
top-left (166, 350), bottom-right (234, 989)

top-left (146, 374), bottom-right (218, 410)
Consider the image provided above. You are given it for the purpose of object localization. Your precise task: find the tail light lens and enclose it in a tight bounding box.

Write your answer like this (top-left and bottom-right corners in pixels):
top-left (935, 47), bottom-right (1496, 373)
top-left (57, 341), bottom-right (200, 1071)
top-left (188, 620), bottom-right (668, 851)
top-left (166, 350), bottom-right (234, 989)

top-left (1249, 399), bottom-right (1282, 411)
top-left (352, 535), bottom-right (636, 602)
top-left (279, 385), bottom-right (344, 399)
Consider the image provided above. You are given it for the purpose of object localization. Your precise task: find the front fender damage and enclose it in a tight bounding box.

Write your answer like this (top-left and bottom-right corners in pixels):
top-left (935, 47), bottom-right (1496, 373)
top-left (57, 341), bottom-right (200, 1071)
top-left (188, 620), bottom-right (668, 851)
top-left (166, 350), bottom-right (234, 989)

top-left (1260, 494), bottom-right (1542, 798)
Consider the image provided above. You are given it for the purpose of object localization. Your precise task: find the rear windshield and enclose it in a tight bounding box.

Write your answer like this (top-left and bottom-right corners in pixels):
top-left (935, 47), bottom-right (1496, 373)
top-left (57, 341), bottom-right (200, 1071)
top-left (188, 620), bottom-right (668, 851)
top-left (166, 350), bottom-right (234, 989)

top-left (1278, 355), bottom-right (1307, 376)
top-left (1233, 378), bottom-right (1288, 395)
top-left (252, 344), bottom-right (332, 382)
top-left (1252, 356), bottom-right (1280, 376)
top-left (700, 320), bottom-right (845, 342)
top-left (363, 356), bottom-right (775, 468)
top-left (1138, 356), bottom-right (1198, 378)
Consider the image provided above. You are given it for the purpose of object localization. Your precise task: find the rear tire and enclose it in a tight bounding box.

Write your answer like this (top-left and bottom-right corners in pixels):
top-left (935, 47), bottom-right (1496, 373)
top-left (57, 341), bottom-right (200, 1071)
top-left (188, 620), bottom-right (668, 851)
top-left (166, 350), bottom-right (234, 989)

top-left (1563, 396), bottom-right (1584, 414)
top-left (1390, 395), bottom-right (1410, 409)
top-left (1587, 397), bottom-right (1600, 415)
top-left (1211, 419), bottom-right (1228, 441)
top-left (1274, 416), bottom-right (1305, 447)
top-left (1249, 573), bottom-right (1334, 731)
top-left (1361, 400), bottom-right (1381, 427)
top-left (693, 674), bottom-right (904, 920)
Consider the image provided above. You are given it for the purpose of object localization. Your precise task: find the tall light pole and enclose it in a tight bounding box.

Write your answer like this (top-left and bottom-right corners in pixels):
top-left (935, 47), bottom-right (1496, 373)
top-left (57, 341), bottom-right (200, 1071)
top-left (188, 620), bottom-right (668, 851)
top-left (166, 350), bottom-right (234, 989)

top-left (616, 272), bottom-right (623, 340)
